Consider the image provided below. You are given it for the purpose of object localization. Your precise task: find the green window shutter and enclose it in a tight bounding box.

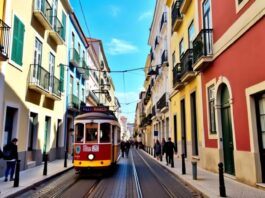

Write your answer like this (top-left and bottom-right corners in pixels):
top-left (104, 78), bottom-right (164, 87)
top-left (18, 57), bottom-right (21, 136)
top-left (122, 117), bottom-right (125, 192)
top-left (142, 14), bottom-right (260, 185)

top-left (11, 15), bottom-right (25, 66)
top-left (62, 11), bottom-right (66, 41)
top-left (59, 64), bottom-right (64, 92)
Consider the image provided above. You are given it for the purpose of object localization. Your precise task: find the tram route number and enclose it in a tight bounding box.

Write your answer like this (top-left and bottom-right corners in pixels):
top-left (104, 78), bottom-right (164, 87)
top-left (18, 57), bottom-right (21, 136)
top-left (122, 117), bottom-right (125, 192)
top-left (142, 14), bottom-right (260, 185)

top-left (83, 145), bottom-right (99, 152)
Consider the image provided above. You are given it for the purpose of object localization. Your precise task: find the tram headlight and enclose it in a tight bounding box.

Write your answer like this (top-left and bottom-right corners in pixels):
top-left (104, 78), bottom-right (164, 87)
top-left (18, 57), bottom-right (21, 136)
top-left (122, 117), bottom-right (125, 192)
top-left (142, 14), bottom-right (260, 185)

top-left (88, 154), bottom-right (95, 160)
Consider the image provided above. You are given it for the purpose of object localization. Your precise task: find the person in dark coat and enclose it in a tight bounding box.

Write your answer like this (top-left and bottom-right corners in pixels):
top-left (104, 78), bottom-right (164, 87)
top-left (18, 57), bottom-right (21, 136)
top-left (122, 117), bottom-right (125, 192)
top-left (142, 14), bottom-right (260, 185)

top-left (154, 140), bottom-right (161, 160)
top-left (164, 137), bottom-right (176, 167)
top-left (120, 141), bottom-right (125, 158)
top-left (3, 138), bottom-right (18, 182)
top-left (125, 141), bottom-right (131, 158)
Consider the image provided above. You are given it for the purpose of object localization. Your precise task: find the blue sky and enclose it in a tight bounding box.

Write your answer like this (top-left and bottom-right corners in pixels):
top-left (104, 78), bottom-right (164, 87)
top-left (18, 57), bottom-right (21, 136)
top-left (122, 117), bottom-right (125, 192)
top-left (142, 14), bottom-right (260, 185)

top-left (70, 0), bottom-right (156, 123)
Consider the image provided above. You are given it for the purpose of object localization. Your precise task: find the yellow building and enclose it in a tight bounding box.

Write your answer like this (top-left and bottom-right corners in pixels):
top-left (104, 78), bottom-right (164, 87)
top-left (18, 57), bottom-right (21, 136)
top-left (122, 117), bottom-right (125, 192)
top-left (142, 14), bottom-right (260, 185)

top-left (0, 0), bottom-right (71, 174)
top-left (142, 54), bottom-right (153, 147)
top-left (167, 0), bottom-right (204, 164)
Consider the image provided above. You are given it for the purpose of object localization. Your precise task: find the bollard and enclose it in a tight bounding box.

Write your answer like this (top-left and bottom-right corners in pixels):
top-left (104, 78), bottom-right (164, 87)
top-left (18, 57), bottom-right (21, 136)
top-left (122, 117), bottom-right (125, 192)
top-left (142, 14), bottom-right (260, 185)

top-left (13, 160), bottom-right (21, 187)
top-left (192, 161), bottom-right (197, 180)
top-left (181, 153), bottom-right (186, 175)
top-left (43, 153), bottom-right (48, 176)
top-left (218, 162), bottom-right (226, 197)
top-left (64, 150), bottom-right (68, 168)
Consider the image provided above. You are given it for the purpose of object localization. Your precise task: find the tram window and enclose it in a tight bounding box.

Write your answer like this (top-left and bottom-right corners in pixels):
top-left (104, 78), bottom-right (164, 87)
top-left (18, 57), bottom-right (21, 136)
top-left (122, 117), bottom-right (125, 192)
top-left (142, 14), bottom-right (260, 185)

top-left (75, 123), bottom-right (84, 143)
top-left (100, 123), bottom-right (110, 143)
top-left (117, 128), bottom-right (121, 143)
top-left (85, 123), bottom-right (98, 143)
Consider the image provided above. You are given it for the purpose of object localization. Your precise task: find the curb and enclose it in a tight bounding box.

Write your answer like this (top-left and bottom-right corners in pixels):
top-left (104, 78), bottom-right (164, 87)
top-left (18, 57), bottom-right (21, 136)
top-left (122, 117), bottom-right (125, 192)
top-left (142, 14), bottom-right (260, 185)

top-left (140, 149), bottom-right (209, 198)
top-left (6, 166), bottom-right (74, 198)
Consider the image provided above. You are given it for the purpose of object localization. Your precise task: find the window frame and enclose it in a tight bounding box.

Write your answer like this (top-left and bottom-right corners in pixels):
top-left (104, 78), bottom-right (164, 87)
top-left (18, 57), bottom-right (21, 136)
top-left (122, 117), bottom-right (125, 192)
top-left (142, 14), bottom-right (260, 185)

top-left (235, 0), bottom-right (250, 13)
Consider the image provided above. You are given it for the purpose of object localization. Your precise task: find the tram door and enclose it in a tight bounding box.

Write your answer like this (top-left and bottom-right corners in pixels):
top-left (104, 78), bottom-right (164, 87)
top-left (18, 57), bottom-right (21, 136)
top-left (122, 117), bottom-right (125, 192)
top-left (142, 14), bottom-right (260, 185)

top-left (112, 126), bottom-right (115, 162)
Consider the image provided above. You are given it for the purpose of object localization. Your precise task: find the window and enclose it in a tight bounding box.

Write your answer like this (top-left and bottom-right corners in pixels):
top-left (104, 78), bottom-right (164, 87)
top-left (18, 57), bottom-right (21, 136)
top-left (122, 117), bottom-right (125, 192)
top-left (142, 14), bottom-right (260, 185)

top-left (11, 15), bottom-right (25, 66)
top-left (49, 53), bottom-right (55, 92)
top-left (188, 21), bottom-right (195, 48)
top-left (85, 123), bottom-right (98, 143)
top-left (238, 0), bottom-right (244, 4)
top-left (75, 123), bottom-right (84, 143)
top-left (235, 0), bottom-right (249, 12)
top-left (100, 123), bottom-right (111, 143)
top-left (82, 88), bottom-right (85, 102)
top-left (208, 85), bottom-right (216, 134)
top-left (203, 0), bottom-right (212, 29)
top-left (179, 38), bottom-right (184, 58)
top-left (77, 82), bottom-right (80, 98)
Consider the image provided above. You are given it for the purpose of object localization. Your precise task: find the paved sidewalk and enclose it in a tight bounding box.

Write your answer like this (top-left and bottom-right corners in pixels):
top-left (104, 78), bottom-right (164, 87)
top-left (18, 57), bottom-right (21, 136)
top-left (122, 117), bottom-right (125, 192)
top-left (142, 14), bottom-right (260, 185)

top-left (141, 150), bottom-right (265, 198)
top-left (0, 159), bottom-right (73, 198)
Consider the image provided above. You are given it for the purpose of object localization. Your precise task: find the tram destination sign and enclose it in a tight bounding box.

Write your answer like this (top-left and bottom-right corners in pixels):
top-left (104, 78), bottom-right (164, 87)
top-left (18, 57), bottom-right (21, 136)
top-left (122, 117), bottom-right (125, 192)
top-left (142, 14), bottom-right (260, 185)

top-left (81, 106), bottom-right (109, 113)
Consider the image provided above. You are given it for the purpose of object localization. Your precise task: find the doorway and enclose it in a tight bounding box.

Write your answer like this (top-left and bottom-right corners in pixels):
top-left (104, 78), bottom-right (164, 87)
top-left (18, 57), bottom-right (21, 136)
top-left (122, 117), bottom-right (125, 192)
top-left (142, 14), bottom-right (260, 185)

top-left (173, 115), bottom-right (178, 152)
top-left (221, 85), bottom-right (235, 175)
top-left (4, 107), bottom-right (18, 145)
top-left (191, 92), bottom-right (199, 156)
top-left (255, 93), bottom-right (265, 182)
top-left (27, 112), bottom-right (38, 162)
top-left (44, 116), bottom-right (51, 155)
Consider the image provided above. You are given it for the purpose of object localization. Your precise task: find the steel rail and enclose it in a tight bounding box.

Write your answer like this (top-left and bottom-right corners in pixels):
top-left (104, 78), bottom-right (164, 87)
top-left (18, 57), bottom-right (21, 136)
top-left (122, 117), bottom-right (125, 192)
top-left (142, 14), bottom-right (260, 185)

top-left (130, 150), bottom-right (143, 198)
top-left (135, 150), bottom-right (177, 198)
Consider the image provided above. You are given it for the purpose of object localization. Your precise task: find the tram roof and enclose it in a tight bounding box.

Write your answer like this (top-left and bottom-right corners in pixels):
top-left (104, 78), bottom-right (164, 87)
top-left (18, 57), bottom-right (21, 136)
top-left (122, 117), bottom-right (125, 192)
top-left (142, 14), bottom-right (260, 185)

top-left (75, 111), bottom-right (118, 122)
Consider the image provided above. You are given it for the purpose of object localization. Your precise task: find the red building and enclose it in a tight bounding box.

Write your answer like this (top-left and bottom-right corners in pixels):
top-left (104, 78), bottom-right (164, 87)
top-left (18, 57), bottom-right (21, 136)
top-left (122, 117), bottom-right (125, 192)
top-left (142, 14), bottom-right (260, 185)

top-left (195, 0), bottom-right (265, 185)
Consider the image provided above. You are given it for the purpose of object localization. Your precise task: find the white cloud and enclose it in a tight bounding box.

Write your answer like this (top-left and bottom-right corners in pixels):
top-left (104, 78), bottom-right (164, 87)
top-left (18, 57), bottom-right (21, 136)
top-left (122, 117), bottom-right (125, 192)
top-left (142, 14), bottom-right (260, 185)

top-left (109, 5), bottom-right (121, 17)
top-left (138, 11), bottom-right (152, 21)
top-left (107, 38), bottom-right (138, 55)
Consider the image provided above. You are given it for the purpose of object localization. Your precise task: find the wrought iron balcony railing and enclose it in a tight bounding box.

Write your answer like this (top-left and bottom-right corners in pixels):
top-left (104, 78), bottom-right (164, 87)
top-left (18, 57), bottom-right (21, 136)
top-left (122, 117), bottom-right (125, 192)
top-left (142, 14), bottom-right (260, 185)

top-left (193, 29), bottom-right (213, 64)
top-left (70, 48), bottom-right (80, 67)
top-left (171, 0), bottom-right (183, 30)
top-left (144, 86), bottom-right (151, 105)
top-left (160, 12), bottom-right (167, 31)
top-left (156, 92), bottom-right (169, 110)
top-left (49, 16), bottom-right (64, 45)
top-left (29, 64), bottom-right (50, 91)
top-left (69, 94), bottom-right (80, 109)
top-left (0, 19), bottom-right (10, 60)
top-left (52, 76), bottom-right (61, 97)
top-left (177, 49), bottom-right (193, 78)
top-left (172, 63), bottom-right (182, 87)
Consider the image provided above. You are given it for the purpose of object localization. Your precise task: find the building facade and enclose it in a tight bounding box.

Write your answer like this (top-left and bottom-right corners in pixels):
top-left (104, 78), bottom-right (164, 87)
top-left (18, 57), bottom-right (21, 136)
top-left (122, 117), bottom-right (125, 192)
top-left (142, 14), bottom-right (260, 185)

top-left (196, 0), bottom-right (265, 185)
top-left (0, 0), bottom-right (71, 176)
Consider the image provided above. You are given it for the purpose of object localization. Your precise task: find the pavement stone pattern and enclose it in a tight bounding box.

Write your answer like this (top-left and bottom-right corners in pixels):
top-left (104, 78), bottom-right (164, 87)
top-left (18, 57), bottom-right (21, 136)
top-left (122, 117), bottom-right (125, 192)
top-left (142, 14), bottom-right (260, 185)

top-left (141, 150), bottom-right (265, 198)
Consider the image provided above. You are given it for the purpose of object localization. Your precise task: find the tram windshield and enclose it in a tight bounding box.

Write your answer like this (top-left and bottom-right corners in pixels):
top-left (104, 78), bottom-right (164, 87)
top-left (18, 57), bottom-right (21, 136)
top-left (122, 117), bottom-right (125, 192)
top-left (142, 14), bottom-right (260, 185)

top-left (100, 123), bottom-right (111, 143)
top-left (85, 123), bottom-right (98, 143)
top-left (75, 123), bottom-right (84, 143)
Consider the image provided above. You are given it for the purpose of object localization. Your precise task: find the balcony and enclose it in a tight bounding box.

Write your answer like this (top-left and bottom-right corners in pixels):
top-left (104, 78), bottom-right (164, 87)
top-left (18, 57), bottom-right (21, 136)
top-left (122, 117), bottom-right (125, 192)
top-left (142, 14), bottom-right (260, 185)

top-left (0, 19), bottom-right (10, 61)
top-left (160, 12), bottom-right (167, 33)
top-left (49, 76), bottom-right (61, 100)
top-left (87, 90), bottom-right (99, 105)
top-left (161, 50), bottom-right (168, 65)
top-left (172, 63), bottom-right (184, 90)
top-left (178, 49), bottom-right (195, 82)
top-left (144, 86), bottom-right (151, 105)
top-left (156, 93), bottom-right (169, 113)
top-left (193, 29), bottom-right (213, 71)
top-left (180, 0), bottom-right (192, 14)
top-left (100, 61), bottom-right (104, 70)
top-left (70, 48), bottom-right (80, 68)
top-left (33, 0), bottom-right (53, 30)
top-left (171, 0), bottom-right (183, 32)
top-left (28, 64), bottom-right (50, 94)
top-left (49, 16), bottom-right (64, 45)
top-left (154, 36), bottom-right (160, 49)
top-left (150, 49), bottom-right (154, 61)
top-left (68, 94), bottom-right (80, 110)
top-left (82, 59), bottom-right (89, 80)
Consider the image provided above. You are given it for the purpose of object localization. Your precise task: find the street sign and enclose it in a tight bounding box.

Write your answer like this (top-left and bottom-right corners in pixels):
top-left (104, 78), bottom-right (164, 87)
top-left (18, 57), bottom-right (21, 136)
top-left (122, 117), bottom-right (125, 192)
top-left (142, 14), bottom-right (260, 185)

top-left (154, 131), bottom-right (158, 136)
top-left (81, 106), bottom-right (109, 113)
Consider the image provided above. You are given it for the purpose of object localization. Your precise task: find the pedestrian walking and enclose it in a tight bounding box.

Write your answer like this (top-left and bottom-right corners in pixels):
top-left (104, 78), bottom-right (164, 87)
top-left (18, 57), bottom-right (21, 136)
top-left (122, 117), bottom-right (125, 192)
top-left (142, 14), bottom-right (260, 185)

top-left (125, 141), bottom-right (131, 158)
top-left (164, 137), bottom-right (176, 167)
top-left (120, 141), bottom-right (125, 158)
top-left (3, 138), bottom-right (18, 182)
top-left (154, 140), bottom-right (161, 160)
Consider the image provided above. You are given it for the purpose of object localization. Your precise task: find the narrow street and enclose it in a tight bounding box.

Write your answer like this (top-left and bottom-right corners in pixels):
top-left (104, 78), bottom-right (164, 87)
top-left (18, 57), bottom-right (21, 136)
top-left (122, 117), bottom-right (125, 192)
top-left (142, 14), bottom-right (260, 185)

top-left (18, 148), bottom-right (201, 198)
